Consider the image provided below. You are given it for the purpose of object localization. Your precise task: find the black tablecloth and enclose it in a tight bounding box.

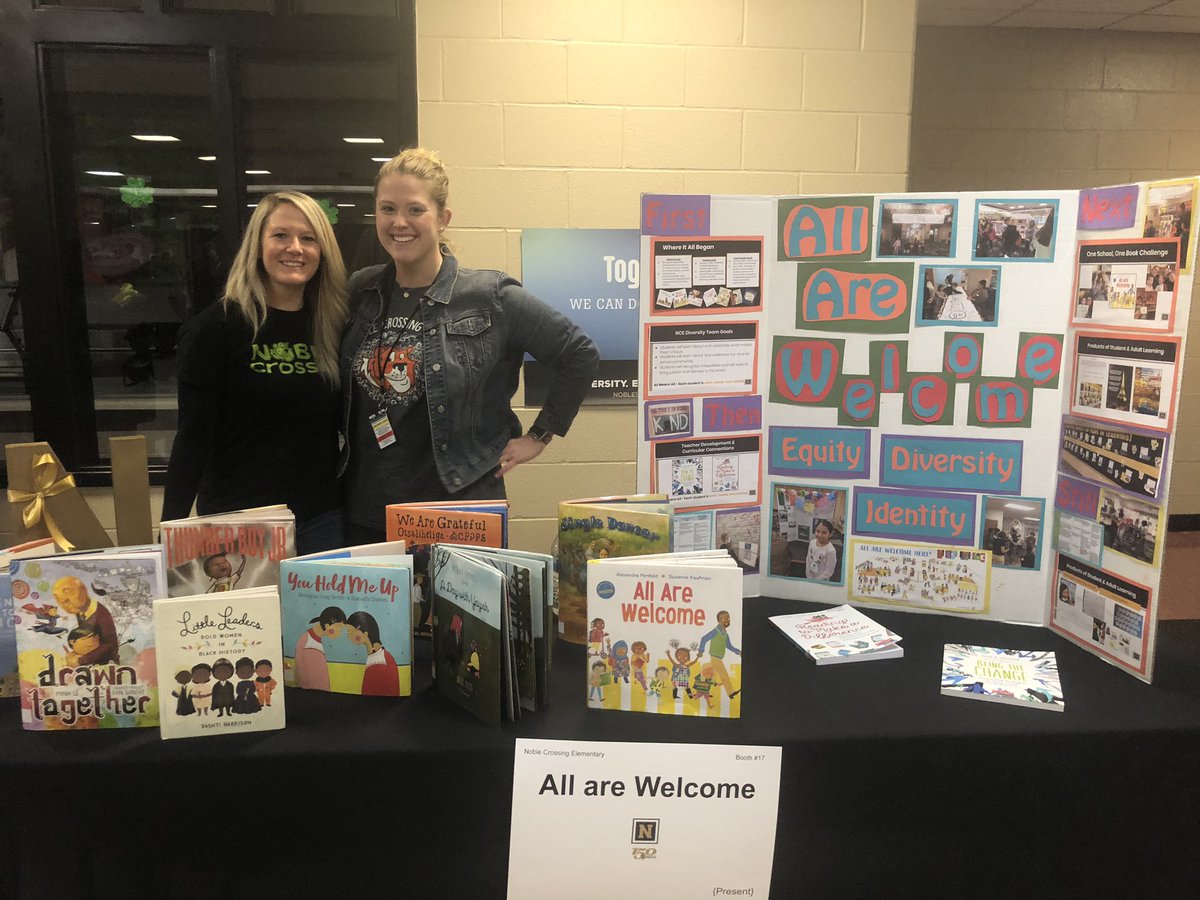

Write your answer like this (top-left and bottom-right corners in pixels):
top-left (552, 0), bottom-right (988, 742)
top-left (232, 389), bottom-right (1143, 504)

top-left (2, 598), bottom-right (1197, 899)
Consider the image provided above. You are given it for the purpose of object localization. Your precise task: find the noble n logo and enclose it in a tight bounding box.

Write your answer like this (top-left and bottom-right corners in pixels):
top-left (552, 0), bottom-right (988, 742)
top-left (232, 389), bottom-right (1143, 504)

top-left (631, 819), bottom-right (659, 844)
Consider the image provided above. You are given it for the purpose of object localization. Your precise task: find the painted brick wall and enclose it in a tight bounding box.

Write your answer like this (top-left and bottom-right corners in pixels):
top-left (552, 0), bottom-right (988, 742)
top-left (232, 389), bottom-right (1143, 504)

top-left (908, 25), bottom-right (1200, 516)
top-left (416, 0), bottom-right (918, 551)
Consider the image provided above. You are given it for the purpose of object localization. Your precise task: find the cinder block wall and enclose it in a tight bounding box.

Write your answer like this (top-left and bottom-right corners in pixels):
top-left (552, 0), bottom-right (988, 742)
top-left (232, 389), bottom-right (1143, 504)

top-left (418, 0), bottom-right (917, 552)
top-left (6, 1), bottom-right (919, 549)
top-left (908, 25), bottom-right (1200, 517)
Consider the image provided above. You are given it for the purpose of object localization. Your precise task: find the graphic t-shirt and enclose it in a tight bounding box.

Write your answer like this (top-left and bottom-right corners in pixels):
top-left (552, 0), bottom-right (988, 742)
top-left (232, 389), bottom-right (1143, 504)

top-left (164, 302), bottom-right (341, 522)
top-left (345, 284), bottom-right (442, 529)
top-left (806, 541), bottom-right (838, 582)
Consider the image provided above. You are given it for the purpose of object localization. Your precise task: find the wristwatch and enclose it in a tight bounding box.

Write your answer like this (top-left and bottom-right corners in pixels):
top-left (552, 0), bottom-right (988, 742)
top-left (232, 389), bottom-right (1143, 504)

top-left (527, 424), bottom-right (554, 444)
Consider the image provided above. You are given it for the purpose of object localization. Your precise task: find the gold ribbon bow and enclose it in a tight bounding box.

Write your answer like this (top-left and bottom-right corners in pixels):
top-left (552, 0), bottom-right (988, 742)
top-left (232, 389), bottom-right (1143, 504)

top-left (6, 452), bottom-right (77, 551)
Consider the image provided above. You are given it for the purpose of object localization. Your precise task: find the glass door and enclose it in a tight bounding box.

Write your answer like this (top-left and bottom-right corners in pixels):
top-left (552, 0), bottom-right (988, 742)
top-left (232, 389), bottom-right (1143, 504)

top-left (43, 47), bottom-right (221, 462)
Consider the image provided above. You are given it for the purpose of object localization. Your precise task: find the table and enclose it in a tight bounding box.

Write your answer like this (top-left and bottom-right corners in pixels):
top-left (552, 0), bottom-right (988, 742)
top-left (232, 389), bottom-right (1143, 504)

top-left (2, 598), bottom-right (1197, 899)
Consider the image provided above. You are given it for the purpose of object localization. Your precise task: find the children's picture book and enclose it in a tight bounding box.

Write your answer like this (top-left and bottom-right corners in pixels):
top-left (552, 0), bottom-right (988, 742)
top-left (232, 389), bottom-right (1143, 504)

top-left (279, 555), bottom-right (413, 696)
top-left (557, 494), bottom-right (672, 644)
top-left (768, 604), bottom-right (903, 665)
top-left (430, 544), bottom-right (509, 727)
top-left (585, 551), bottom-right (743, 718)
top-left (385, 500), bottom-right (507, 636)
top-left (153, 586), bottom-right (285, 739)
top-left (1, 537), bottom-right (58, 697)
top-left (160, 505), bottom-right (295, 598)
top-left (11, 546), bottom-right (167, 730)
top-left (439, 544), bottom-right (556, 708)
top-left (940, 644), bottom-right (1064, 711)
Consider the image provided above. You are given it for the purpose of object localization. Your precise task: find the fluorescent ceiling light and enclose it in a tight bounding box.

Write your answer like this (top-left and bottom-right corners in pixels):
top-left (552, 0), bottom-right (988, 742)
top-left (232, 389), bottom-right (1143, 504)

top-left (336, 203), bottom-right (356, 207)
top-left (370, 157), bottom-right (392, 162)
top-left (198, 156), bottom-right (216, 161)
top-left (85, 170), bottom-right (124, 177)
top-left (1003, 503), bottom-right (1038, 512)
top-left (201, 204), bottom-right (217, 208)
top-left (132, 134), bottom-right (181, 142)
top-left (343, 137), bottom-right (385, 144)
top-left (245, 169), bottom-right (271, 175)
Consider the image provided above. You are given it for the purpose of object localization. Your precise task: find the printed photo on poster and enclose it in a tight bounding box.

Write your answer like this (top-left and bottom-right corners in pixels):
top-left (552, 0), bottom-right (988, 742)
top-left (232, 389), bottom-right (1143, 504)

top-left (1052, 554), bottom-right (1150, 676)
top-left (644, 321), bottom-right (758, 398)
top-left (715, 506), bottom-right (761, 573)
top-left (652, 434), bottom-right (761, 507)
top-left (1059, 416), bottom-right (1166, 501)
top-left (650, 237), bottom-right (763, 315)
top-left (916, 265), bottom-right (1000, 326)
top-left (1142, 178), bottom-right (1196, 271)
top-left (1098, 488), bottom-right (1162, 567)
top-left (644, 399), bottom-right (694, 440)
top-left (978, 496), bottom-right (1045, 570)
top-left (768, 483), bottom-right (848, 585)
top-left (849, 539), bottom-right (991, 614)
top-left (1070, 332), bottom-right (1179, 431)
top-left (876, 199), bottom-right (957, 258)
top-left (973, 199), bottom-right (1058, 261)
top-left (1054, 511), bottom-right (1104, 567)
top-left (1070, 239), bottom-right (1178, 332)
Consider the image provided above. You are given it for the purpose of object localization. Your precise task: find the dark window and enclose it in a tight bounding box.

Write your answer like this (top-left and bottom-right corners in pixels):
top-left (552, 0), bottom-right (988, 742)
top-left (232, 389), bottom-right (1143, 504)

top-left (0, 0), bottom-right (416, 485)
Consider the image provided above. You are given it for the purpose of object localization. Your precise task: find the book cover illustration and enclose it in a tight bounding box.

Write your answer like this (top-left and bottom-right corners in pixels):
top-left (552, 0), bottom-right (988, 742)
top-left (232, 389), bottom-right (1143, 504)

top-left (280, 557), bottom-right (413, 696)
top-left (154, 586), bottom-right (285, 739)
top-left (769, 604), bottom-right (903, 665)
top-left (161, 506), bottom-right (295, 598)
top-left (441, 544), bottom-right (555, 708)
top-left (556, 496), bottom-right (672, 644)
top-left (586, 555), bottom-right (743, 718)
top-left (1, 537), bottom-right (58, 697)
top-left (385, 501), bottom-right (507, 635)
top-left (430, 545), bottom-right (508, 727)
top-left (11, 549), bottom-right (165, 730)
top-left (940, 644), bottom-right (1064, 711)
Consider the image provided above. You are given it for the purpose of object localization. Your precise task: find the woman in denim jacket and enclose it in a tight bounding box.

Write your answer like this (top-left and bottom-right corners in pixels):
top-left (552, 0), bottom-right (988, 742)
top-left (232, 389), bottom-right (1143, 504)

top-left (340, 148), bottom-right (599, 543)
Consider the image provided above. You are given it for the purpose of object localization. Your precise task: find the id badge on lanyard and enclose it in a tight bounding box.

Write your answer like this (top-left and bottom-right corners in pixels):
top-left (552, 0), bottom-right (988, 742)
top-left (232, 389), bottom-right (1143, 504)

top-left (370, 408), bottom-right (397, 449)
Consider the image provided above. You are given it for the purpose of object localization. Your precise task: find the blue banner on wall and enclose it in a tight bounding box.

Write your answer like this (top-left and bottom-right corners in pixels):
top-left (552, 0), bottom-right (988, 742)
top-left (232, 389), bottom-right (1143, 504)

top-left (521, 228), bottom-right (641, 405)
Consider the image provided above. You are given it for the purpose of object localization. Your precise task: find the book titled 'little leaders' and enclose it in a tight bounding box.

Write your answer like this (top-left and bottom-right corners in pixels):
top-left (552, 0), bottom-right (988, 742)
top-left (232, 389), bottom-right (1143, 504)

top-left (940, 644), bottom-right (1064, 711)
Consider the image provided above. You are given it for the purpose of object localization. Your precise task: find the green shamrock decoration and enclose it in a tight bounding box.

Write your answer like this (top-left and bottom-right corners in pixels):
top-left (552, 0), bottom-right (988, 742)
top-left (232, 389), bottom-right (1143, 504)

top-left (318, 198), bottom-right (339, 225)
top-left (120, 177), bottom-right (154, 208)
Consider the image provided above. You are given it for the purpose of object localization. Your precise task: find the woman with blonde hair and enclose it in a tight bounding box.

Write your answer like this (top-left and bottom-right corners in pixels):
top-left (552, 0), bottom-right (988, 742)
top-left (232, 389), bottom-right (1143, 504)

top-left (339, 148), bottom-right (598, 543)
top-left (164, 191), bottom-right (349, 553)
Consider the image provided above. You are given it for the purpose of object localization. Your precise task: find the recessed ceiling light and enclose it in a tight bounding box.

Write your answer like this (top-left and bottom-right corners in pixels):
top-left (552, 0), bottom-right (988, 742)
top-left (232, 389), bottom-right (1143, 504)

top-left (244, 169), bottom-right (271, 175)
top-left (132, 134), bottom-right (180, 142)
top-left (85, 170), bottom-right (124, 177)
top-left (344, 137), bottom-right (385, 144)
top-left (198, 155), bottom-right (217, 161)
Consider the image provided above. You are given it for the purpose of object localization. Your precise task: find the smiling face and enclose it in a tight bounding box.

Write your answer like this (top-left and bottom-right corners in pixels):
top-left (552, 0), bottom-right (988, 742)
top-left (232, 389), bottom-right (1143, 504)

top-left (259, 202), bottom-right (321, 303)
top-left (374, 173), bottom-right (451, 283)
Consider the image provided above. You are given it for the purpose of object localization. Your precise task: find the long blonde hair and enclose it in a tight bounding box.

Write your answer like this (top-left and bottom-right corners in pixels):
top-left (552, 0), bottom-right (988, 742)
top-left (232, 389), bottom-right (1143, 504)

top-left (222, 191), bottom-right (348, 384)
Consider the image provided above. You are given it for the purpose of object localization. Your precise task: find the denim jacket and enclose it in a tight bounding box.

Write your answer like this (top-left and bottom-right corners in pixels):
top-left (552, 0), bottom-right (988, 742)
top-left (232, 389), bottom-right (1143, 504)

top-left (338, 254), bottom-right (599, 493)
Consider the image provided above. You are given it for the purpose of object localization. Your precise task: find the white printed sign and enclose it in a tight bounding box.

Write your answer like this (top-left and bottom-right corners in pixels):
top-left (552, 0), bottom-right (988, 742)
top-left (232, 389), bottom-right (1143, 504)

top-left (507, 738), bottom-right (782, 899)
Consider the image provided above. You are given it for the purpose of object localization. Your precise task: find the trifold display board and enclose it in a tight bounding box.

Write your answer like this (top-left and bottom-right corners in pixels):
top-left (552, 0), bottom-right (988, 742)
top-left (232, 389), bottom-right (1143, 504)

top-left (635, 179), bottom-right (1199, 683)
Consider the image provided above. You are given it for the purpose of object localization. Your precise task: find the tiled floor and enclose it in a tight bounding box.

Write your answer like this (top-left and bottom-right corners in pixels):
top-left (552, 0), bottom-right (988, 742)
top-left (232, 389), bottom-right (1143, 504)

top-left (1160, 530), bottom-right (1200, 619)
